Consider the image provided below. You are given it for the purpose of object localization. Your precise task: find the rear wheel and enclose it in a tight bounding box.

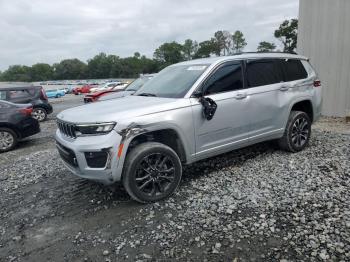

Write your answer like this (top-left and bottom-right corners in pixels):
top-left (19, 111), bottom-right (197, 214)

top-left (0, 128), bottom-right (17, 153)
top-left (32, 108), bottom-right (47, 122)
top-left (122, 142), bottom-right (182, 203)
top-left (278, 111), bottom-right (311, 152)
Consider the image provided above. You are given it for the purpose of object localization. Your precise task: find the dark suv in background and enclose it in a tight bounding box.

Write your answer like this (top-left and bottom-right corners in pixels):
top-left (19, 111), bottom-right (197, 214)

top-left (0, 100), bottom-right (40, 152)
top-left (0, 85), bottom-right (53, 121)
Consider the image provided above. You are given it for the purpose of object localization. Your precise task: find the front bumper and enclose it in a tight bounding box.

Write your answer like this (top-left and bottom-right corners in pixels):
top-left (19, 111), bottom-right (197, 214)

top-left (55, 129), bottom-right (124, 185)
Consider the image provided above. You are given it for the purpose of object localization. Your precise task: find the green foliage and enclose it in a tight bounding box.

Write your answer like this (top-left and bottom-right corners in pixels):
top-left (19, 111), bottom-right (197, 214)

top-left (53, 59), bottom-right (88, 80)
top-left (30, 63), bottom-right (54, 81)
top-left (182, 39), bottom-right (198, 60)
top-left (0, 65), bottom-right (32, 82)
top-left (194, 39), bottom-right (217, 58)
top-left (231, 30), bottom-right (247, 54)
top-left (274, 19), bottom-right (298, 52)
top-left (153, 41), bottom-right (184, 66)
top-left (257, 41), bottom-right (276, 52)
top-left (87, 53), bottom-right (115, 79)
top-left (213, 30), bottom-right (232, 56)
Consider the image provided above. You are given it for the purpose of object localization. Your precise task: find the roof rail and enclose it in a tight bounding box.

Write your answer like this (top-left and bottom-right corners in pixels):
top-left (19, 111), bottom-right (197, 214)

top-left (233, 51), bottom-right (298, 55)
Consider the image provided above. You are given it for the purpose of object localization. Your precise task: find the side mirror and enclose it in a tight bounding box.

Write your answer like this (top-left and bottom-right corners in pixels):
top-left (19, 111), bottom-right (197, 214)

top-left (199, 97), bottom-right (217, 121)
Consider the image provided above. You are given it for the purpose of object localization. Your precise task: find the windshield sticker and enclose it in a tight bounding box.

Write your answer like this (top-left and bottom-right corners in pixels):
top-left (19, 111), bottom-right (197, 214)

top-left (187, 66), bottom-right (207, 71)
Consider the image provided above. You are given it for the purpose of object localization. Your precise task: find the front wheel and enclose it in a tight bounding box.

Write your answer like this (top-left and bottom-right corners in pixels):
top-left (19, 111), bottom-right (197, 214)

top-left (0, 128), bottom-right (17, 153)
top-left (278, 111), bottom-right (311, 152)
top-left (122, 142), bottom-right (182, 203)
top-left (32, 108), bottom-right (47, 122)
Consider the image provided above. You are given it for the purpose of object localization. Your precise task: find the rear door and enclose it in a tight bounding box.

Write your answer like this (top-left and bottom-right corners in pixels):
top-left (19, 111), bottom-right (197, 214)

top-left (191, 61), bottom-right (251, 159)
top-left (244, 58), bottom-right (287, 141)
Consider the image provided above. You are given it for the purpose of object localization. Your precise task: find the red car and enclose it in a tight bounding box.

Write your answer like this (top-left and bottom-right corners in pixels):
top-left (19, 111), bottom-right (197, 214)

top-left (83, 89), bottom-right (123, 103)
top-left (72, 85), bottom-right (94, 95)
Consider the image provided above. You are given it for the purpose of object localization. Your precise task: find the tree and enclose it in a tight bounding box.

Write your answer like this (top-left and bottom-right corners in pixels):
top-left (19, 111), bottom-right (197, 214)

top-left (153, 41), bottom-right (184, 66)
top-left (0, 65), bottom-right (31, 81)
top-left (29, 63), bottom-right (53, 81)
top-left (257, 41), bottom-right (276, 52)
top-left (182, 39), bottom-right (198, 60)
top-left (87, 53), bottom-right (115, 79)
top-left (194, 39), bottom-right (217, 58)
top-left (213, 30), bottom-right (232, 56)
top-left (231, 30), bottom-right (247, 53)
top-left (274, 19), bottom-right (298, 53)
top-left (53, 59), bottom-right (87, 80)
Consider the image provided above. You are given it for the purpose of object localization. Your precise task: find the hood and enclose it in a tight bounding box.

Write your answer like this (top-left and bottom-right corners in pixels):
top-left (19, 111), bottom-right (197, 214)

top-left (57, 95), bottom-right (186, 123)
top-left (99, 90), bottom-right (134, 101)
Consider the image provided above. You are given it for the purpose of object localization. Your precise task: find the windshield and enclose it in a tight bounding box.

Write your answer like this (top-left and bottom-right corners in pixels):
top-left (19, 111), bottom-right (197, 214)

top-left (134, 64), bottom-right (208, 98)
top-left (126, 77), bottom-right (151, 91)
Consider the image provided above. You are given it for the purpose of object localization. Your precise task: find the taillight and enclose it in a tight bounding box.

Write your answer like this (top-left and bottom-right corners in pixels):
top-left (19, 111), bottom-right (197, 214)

top-left (40, 87), bottom-right (48, 100)
top-left (19, 107), bottom-right (33, 116)
top-left (313, 80), bottom-right (321, 87)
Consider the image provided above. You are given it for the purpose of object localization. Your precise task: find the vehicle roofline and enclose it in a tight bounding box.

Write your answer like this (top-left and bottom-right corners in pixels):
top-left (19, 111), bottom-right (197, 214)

top-left (175, 52), bottom-right (308, 67)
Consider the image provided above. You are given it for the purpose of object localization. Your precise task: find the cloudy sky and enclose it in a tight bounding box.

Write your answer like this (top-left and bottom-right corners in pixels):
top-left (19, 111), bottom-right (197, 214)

top-left (0, 0), bottom-right (299, 70)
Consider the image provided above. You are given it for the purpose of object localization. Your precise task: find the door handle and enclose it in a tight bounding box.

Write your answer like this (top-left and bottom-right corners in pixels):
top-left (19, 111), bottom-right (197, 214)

top-left (279, 85), bottom-right (290, 91)
top-left (234, 93), bottom-right (247, 100)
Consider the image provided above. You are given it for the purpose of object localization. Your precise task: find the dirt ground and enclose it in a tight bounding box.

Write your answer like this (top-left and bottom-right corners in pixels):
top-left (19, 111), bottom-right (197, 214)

top-left (0, 95), bottom-right (349, 261)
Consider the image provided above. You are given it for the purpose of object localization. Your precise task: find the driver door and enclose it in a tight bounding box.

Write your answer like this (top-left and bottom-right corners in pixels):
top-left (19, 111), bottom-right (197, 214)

top-left (190, 61), bottom-right (250, 160)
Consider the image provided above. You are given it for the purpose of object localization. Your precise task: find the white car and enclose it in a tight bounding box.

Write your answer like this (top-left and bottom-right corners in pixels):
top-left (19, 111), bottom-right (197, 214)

top-left (89, 82), bottom-right (125, 93)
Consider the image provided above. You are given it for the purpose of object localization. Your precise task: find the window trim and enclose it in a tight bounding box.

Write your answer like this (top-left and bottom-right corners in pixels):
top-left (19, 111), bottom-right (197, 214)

top-left (193, 60), bottom-right (246, 97)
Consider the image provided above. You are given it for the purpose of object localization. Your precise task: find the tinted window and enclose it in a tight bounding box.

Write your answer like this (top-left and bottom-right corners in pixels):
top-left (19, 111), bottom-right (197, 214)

top-left (282, 59), bottom-right (308, 81)
top-left (246, 59), bottom-right (283, 87)
top-left (9, 90), bottom-right (29, 99)
top-left (204, 63), bottom-right (243, 95)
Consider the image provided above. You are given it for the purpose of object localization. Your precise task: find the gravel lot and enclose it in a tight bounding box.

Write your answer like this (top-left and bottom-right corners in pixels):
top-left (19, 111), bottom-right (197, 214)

top-left (0, 95), bottom-right (349, 261)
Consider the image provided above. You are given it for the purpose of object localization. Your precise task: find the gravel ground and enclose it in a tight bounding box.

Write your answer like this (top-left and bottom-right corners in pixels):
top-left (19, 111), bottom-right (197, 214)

top-left (0, 97), bottom-right (349, 261)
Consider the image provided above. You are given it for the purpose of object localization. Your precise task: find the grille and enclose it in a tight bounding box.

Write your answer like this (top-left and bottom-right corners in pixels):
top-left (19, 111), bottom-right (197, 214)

top-left (57, 120), bottom-right (77, 138)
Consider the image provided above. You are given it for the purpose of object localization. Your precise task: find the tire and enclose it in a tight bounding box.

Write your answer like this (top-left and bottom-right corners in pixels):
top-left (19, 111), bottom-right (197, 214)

top-left (278, 111), bottom-right (311, 152)
top-left (0, 128), bottom-right (18, 153)
top-left (55, 94), bottom-right (59, 98)
top-left (32, 107), bottom-right (47, 122)
top-left (122, 142), bottom-right (182, 203)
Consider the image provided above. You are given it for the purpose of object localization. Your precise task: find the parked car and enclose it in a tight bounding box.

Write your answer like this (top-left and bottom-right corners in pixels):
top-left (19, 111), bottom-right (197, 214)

top-left (55, 53), bottom-right (322, 203)
top-left (0, 85), bottom-right (53, 122)
top-left (72, 85), bottom-right (94, 95)
top-left (46, 89), bottom-right (65, 98)
top-left (98, 74), bottom-right (155, 102)
top-left (0, 100), bottom-right (40, 152)
top-left (84, 77), bottom-right (153, 103)
top-left (61, 87), bottom-right (73, 94)
top-left (89, 82), bottom-right (127, 93)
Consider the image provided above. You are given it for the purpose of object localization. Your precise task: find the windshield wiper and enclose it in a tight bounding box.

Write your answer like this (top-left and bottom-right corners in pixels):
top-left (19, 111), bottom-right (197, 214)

top-left (137, 93), bottom-right (157, 97)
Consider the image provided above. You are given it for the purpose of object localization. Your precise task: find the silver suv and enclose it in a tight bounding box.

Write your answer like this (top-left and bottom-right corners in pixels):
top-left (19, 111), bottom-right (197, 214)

top-left (55, 53), bottom-right (322, 203)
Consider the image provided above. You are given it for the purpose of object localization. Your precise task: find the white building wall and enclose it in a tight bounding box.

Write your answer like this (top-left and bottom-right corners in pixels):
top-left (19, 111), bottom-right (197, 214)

top-left (298, 0), bottom-right (350, 117)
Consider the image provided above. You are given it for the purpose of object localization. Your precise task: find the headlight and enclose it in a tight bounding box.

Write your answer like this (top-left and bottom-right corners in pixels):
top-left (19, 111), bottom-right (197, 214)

top-left (75, 122), bottom-right (116, 136)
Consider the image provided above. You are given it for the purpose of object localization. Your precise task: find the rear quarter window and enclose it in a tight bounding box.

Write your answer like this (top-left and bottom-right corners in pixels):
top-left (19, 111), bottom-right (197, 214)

top-left (9, 90), bottom-right (30, 99)
top-left (282, 59), bottom-right (308, 81)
